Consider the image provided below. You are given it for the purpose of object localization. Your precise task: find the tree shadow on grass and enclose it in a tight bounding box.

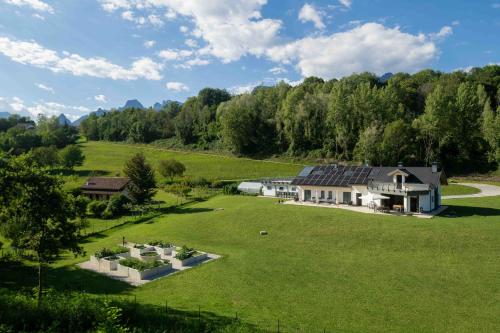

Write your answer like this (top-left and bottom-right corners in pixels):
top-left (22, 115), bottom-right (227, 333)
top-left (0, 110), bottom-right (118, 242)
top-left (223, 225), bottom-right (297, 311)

top-left (439, 204), bottom-right (500, 218)
top-left (0, 259), bottom-right (132, 295)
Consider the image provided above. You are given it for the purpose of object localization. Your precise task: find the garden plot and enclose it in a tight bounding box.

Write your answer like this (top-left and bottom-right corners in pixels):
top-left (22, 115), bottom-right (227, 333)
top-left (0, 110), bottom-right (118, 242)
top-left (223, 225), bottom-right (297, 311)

top-left (79, 242), bottom-right (220, 286)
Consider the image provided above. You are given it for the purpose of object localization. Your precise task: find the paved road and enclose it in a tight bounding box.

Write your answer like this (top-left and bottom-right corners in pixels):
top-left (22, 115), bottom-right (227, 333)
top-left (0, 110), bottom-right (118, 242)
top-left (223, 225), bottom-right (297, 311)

top-left (442, 183), bottom-right (500, 199)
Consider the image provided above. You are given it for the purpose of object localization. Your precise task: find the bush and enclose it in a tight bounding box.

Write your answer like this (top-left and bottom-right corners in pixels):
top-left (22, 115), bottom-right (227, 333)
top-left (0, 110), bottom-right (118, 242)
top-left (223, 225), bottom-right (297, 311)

top-left (88, 200), bottom-right (107, 218)
top-left (158, 159), bottom-right (186, 180)
top-left (181, 176), bottom-right (210, 187)
top-left (222, 183), bottom-right (239, 195)
top-left (119, 258), bottom-right (164, 271)
top-left (105, 194), bottom-right (131, 217)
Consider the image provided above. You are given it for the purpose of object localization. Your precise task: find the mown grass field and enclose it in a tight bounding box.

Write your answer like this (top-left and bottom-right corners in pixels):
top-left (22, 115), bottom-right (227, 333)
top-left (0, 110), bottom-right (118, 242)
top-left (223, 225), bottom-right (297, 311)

top-left (63, 141), bottom-right (303, 189)
top-left (441, 184), bottom-right (481, 196)
top-left (3, 194), bottom-right (499, 332)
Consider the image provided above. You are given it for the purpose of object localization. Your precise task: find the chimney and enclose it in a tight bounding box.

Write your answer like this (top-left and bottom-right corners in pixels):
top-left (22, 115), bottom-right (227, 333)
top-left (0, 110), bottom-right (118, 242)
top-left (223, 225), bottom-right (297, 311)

top-left (432, 162), bottom-right (438, 173)
top-left (364, 159), bottom-right (370, 167)
top-left (397, 161), bottom-right (403, 168)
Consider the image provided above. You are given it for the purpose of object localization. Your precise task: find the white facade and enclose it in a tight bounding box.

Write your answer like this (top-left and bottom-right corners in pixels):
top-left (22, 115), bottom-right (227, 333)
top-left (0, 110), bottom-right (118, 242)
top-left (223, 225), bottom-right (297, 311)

top-left (262, 179), bottom-right (298, 198)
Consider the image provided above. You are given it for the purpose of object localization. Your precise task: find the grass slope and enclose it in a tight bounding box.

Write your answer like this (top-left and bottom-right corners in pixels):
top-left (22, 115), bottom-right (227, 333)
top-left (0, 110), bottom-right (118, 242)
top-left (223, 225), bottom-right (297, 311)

top-left (63, 141), bottom-right (303, 189)
top-left (441, 184), bottom-right (481, 196)
top-left (15, 195), bottom-right (496, 332)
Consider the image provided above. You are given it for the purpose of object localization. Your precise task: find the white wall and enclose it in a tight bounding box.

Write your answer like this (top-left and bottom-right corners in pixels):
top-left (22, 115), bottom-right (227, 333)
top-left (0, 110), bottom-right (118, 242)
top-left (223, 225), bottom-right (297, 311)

top-left (262, 185), bottom-right (276, 197)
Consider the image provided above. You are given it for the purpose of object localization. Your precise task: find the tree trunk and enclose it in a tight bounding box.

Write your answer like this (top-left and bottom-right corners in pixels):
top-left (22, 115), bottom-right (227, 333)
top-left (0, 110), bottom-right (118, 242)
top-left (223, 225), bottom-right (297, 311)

top-left (37, 258), bottom-right (43, 307)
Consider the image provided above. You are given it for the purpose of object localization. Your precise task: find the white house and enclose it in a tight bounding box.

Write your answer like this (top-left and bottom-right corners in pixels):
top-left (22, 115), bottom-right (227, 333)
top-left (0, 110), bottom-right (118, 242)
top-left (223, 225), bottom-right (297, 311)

top-left (292, 163), bottom-right (446, 213)
top-left (261, 178), bottom-right (298, 198)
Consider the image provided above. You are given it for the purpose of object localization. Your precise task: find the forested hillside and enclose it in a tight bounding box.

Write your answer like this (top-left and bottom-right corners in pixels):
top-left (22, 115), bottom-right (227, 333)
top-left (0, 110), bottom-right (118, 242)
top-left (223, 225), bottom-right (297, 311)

top-left (79, 65), bottom-right (500, 175)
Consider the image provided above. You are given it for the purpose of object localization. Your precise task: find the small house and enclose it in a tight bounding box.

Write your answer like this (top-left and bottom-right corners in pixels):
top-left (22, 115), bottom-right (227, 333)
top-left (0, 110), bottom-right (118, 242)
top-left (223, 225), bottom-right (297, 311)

top-left (81, 177), bottom-right (131, 200)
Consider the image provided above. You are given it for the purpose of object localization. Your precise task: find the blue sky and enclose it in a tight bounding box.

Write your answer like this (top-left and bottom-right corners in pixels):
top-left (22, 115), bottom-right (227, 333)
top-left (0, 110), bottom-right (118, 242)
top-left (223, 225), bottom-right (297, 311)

top-left (0, 0), bottom-right (498, 121)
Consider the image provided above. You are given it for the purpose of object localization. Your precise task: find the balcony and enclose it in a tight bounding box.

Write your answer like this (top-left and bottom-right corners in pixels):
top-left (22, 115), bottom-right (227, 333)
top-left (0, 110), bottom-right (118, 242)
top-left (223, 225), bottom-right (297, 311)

top-left (368, 181), bottom-right (430, 194)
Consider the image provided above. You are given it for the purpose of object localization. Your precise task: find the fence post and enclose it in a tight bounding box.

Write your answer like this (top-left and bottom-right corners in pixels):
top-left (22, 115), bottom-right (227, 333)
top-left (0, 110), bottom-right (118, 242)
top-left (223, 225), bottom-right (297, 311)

top-left (277, 319), bottom-right (280, 333)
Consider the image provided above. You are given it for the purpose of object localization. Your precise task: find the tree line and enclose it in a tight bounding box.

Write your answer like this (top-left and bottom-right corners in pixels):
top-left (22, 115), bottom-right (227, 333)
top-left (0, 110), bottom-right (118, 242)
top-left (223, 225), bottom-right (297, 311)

top-left (79, 65), bottom-right (500, 175)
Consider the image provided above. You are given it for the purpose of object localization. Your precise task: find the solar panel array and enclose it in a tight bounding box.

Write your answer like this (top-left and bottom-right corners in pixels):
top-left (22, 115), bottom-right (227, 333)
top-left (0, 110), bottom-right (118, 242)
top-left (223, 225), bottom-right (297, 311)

top-left (292, 165), bottom-right (373, 187)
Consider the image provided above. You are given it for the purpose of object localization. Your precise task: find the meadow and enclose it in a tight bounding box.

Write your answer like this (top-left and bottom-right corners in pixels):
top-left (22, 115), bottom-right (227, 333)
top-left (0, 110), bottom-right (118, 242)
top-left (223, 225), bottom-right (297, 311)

top-left (3, 194), bottom-right (499, 332)
top-left (441, 184), bottom-right (481, 196)
top-left (63, 141), bottom-right (304, 189)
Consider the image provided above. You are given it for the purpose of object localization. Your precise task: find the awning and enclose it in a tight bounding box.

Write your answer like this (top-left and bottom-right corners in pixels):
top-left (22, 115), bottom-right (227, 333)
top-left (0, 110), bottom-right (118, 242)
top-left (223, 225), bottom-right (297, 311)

top-left (360, 194), bottom-right (390, 200)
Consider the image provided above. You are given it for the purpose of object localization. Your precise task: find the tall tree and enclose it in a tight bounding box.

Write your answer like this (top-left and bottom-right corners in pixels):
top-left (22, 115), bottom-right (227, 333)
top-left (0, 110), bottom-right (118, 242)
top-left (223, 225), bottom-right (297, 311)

top-left (0, 154), bottom-right (83, 305)
top-left (59, 144), bottom-right (85, 169)
top-left (123, 153), bottom-right (156, 204)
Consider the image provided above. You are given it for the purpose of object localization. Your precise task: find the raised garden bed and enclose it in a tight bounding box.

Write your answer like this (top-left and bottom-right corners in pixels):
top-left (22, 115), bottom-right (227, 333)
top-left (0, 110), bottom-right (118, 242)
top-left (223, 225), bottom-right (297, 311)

top-left (118, 258), bottom-right (172, 281)
top-left (174, 246), bottom-right (208, 266)
top-left (147, 241), bottom-right (175, 255)
top-left (139, 251), bottom-right (160, 262)
top-left (130, 244), bottom-right (154, 257)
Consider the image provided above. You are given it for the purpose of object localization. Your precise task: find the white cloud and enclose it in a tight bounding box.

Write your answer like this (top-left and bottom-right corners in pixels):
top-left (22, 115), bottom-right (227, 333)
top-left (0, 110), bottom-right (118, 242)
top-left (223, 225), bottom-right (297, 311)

top-left (32, 13), bottom-right (45, 20)
top-left (339, 0), bottom-right (352, 8)
top-left (180, 25), bottom-right (189, 33)
top-left (98, 0), bottom-right (283, 63)
top-left (229, 83), bottom-right (257, 95)
top-left (164, 8), bottom-right (176, 19)
top-left (35, 83), bottom-right (54, 93)
top-left (177, 57), bottom-right (210, 69)
top-left (298, 3), bottom-right (325, 30)
top-left (148, 14), bottom-right (164, 27)
top-left (267, 23), bottom-right (438, 78)
top-left (0, 36), bottom-right (163, 80)
top-left (94, 94), bottom-right (108, 103)
top-left (430, 26), bottom-right (453, 41)
top-left (165, 81), bottom-right (189, 92)
top-left (451, 20), bottom-right (460, 26)
top-left (269, 66), bottom-right (287, 75)
top-left (99, 0), bottom-right (130, 12)
top-left (143, 40), bottom-right (156, 48)
top-left (492, 3), bottom-right (500, 9)
top-left (158, 48), bottom-right (193, 61)
top-left (3, 0), bottom-right (53, 13)
top-left (185, 38), bottom-right (198, 48)
top-left (0, 96), bottom-right (90, 121)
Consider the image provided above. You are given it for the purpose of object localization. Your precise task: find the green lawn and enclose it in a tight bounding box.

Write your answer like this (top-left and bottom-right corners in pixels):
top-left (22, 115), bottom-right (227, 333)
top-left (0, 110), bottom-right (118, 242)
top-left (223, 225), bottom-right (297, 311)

top-left (441, 184), bottom-right (481, 196)
top-left (64, 141), bottom-right (303, 189)
top-left (4, 195), bottom-right (499, 332)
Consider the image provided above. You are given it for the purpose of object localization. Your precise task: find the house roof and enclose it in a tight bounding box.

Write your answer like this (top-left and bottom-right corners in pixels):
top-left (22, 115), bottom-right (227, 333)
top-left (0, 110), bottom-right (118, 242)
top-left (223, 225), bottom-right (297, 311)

top-left (292, 165), bottom-right (444, 187)
top-left (291, 165), bottom-right (373, 187)
top-left (81, 177), bottom-right (130, 191)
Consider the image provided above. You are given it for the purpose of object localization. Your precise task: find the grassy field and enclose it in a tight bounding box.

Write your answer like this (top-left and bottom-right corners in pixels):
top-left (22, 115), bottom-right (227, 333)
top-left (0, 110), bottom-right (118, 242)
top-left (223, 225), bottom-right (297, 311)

top-left (441, 184), bottom-right (481, 196)
top-left (63, 141), bottom-right (303, 189)
top-left (3, 195), bottom-right (499, 332)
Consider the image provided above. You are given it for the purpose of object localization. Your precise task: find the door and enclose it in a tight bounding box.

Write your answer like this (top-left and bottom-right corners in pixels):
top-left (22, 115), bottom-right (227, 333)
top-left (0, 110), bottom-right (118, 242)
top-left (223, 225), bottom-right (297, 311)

top-left (304, 190), bottom-right (311, 201)
top-left (410, 197), bottom-right (418, 212)
top-left (343, 192), bottom-right (352, 204)
top-left (356, 193), bottom-right (362, 206)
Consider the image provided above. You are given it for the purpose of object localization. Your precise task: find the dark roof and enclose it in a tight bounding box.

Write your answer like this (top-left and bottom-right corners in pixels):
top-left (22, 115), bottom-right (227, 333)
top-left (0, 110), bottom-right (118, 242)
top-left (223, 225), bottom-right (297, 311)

top-left (292, 165), bottom-right (444, 187)
top-left (369, 167), bottom-right (443, 187)
top-left (81, 177), bottom-right (130, 191)
top-left (292, 165), bottom-right (373, 187)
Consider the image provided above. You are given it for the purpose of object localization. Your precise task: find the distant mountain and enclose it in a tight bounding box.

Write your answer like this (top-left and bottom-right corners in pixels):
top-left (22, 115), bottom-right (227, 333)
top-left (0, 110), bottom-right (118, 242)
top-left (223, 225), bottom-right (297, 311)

top-left (379, 72), bottom-right (393, 83)
top-left (72, 108), bottom-right (108, 127)
top-left (57, 114), bottom-right (72, 126)
top-left (0, 111), bottom-right (11, 119)
top-left (119, 99), bottom-right (144, 111)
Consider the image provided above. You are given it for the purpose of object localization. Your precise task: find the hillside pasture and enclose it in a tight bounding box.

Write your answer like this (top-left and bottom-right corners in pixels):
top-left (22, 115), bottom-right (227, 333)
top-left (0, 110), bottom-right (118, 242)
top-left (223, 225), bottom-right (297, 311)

top-left (4, 194), bottom-right (498, 332)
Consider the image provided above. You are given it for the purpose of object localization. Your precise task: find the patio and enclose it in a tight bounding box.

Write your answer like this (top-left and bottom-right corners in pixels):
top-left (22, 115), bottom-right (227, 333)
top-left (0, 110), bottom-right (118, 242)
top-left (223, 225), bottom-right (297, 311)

top-left (283, 200), bottom-right (447, 219)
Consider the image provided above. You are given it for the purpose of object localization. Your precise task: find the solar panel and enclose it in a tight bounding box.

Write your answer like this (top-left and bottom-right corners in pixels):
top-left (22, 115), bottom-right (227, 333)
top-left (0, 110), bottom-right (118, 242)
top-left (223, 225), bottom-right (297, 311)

top-left (298, 166), bottom-right (315, 177)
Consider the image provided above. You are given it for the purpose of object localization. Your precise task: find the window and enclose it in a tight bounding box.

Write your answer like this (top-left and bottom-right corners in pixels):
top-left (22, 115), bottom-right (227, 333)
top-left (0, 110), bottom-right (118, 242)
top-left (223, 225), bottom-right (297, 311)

top-left (320, 190), bottom-right (325, 199)
top-left (267, 186), bottom-right (272, 190)
top-left (328, 191), bottom-right (332, 199)
top-left (279, 186), bottom-right (284, 191)
top-left (291, 187), bottom-right (296, 191)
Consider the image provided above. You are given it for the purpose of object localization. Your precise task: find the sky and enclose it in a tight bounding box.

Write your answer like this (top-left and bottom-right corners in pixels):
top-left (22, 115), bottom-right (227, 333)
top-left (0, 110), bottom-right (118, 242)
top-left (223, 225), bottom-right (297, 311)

top-left (0, 0), bottom-right (499, 121)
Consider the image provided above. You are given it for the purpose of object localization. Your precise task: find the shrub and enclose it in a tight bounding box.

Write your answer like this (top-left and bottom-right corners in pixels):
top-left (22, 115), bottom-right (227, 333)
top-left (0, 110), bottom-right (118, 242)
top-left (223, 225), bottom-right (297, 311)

top-left (119, 258), bottom-right (163, 271)
top-left (222, 183), bottom-right (239, 195)
top-left (158, 159), bottom-right (186, 180)
top-left (105, 194), bottom-right (131, 217)
top-left (88, 200), bottom-right (107, 218)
